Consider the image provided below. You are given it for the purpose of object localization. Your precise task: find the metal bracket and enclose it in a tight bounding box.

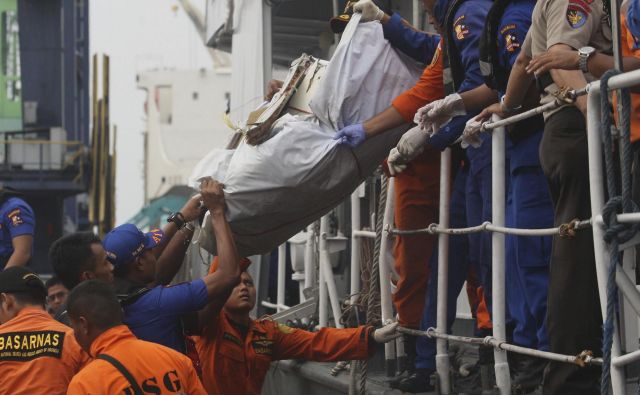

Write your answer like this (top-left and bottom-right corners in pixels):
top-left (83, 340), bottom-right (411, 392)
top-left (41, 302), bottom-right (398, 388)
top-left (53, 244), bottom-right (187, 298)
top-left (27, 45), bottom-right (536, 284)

top-left (270, 287), bottom-right (319, 324)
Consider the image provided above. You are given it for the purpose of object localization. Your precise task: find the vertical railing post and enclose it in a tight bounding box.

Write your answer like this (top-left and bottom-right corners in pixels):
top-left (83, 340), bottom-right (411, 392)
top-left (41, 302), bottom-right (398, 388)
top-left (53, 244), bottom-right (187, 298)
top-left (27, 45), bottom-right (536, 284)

top-left (491, 116), bottom-right (511, 394)
top-left (319, 217), bottom-right (328, 328)
top-left (303, 223), bottom-right (316, 302)
top-left (586, 87), bottom-right (626, 394)
top-left (277, 243), bottom-right (286, 313)
top-left (436, 148), bottom-right (452, 393)
top-left (379, 178), bottom-right (396, 375)
top-left (319, 215), bottom-right (344, 329)
top-left (350, 188), bottom-right (362, 304)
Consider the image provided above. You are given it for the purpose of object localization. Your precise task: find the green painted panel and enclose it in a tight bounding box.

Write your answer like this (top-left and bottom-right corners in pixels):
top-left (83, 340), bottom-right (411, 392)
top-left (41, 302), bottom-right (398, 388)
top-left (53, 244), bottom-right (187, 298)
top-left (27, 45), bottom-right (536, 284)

top-left (0, 0), bottom-right (21, 132)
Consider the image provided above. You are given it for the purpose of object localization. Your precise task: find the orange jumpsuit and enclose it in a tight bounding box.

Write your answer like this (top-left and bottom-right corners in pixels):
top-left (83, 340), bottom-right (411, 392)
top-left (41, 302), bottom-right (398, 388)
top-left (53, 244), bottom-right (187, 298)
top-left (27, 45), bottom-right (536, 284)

top-left (387, 41), bottom-right (444, 328)
top-left (0, 307), bottom-right (89, 395)
top-left (67, 325), bottom-right (206, 395)
top-left (195, 312), bottom-right (374, 395)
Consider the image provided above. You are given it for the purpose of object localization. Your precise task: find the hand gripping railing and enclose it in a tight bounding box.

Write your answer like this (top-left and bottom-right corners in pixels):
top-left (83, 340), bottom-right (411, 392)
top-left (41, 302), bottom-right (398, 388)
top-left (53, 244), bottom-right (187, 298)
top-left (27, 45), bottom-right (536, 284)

top-left (388, 68), bottom-right (640, 395)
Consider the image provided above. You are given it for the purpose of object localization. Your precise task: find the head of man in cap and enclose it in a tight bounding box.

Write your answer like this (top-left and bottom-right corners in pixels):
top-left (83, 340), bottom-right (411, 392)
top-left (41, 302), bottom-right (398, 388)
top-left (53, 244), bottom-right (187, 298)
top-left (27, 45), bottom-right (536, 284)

top-left (102, 224), bottom-right (164, 286)
top-left (0, 266), bottom-right (47, 324)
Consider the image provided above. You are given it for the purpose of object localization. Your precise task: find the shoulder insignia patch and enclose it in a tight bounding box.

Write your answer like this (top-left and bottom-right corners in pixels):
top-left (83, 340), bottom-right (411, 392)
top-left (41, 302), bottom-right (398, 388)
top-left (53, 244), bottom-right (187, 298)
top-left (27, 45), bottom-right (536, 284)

top-left (504, 32), bottom-right (520, 52)
top-left (275, 323), bottom-right (295, 335)
top-left (566, 0), bottom-right (591, 29)
top-left (7, 209), bottom-right (22, 227)
top-left (454, 15), bottom-right (469, 40)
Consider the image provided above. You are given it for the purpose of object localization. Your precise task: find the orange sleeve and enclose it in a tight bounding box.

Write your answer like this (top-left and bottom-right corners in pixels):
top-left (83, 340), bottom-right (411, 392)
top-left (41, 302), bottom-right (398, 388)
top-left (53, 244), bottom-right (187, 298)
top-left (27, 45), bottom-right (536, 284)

top-left (391, 40), bottom-right (445, 123)
top-left (181, 355), bottom-right (208, 395)
top-left (272, 323), bottom-right (374, 361)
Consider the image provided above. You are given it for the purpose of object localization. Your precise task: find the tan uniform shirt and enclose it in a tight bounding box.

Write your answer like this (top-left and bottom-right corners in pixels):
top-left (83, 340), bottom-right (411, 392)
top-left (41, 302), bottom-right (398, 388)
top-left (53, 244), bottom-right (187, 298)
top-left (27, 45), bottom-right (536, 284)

top-left (522, 0), bottom-right (612, 117)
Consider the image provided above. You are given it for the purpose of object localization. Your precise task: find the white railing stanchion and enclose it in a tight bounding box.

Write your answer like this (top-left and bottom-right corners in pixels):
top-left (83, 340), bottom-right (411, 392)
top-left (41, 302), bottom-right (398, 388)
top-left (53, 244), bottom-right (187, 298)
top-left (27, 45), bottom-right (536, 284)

top-left (586, 87), bottom-right (626, 394)
top-left (436, 148), bottom-right (452, 394)
top-left (303, 223), bottom-right (316, 302)
top-left (319, 217), bottom-right (328, 328)
top-left (350, 189), bottom-right (362, 305)
top-left (277, 243), bottom-right (286, 313)
top-left (319, 215), bottom-right (344, 329)
top-left (491, 116), bottom-right (511, 394)
top-left (379, 178), bottom-right (396, 375)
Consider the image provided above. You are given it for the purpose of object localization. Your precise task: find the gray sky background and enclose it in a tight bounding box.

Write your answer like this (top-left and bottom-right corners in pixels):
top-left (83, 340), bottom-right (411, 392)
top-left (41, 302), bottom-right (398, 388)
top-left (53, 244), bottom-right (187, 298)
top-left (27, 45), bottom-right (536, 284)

top-left (90, 0), bottom-right (212, 224)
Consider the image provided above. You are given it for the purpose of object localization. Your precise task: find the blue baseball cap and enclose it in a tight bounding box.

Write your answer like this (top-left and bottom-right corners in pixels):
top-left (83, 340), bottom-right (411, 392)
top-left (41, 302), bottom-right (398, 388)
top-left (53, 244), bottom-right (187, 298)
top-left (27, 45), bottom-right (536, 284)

top-left (102, 224), bottom-right (164, 268)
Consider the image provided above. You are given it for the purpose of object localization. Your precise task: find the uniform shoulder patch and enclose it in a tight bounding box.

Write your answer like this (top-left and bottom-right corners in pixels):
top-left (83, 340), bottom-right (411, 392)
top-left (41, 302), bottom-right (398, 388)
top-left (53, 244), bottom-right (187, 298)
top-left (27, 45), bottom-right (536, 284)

top-left (7, 209), bottom-right (23, 227)
top-left (500, 25), bottom-right (520, 53)
top-left (453, 15), bottom-right (469, 40)
top-left (275, 323), bottom-right (295, 334)
top-left (0, 330), bottom-right (65, 361)
top-left (566, 0), bottom-right (592, 29)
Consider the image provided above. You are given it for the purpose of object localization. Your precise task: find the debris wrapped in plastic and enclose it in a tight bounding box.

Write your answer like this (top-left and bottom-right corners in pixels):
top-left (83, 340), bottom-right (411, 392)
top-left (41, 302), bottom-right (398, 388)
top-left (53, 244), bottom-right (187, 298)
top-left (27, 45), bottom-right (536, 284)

top-left (189, 14), bottom-right (421, 257)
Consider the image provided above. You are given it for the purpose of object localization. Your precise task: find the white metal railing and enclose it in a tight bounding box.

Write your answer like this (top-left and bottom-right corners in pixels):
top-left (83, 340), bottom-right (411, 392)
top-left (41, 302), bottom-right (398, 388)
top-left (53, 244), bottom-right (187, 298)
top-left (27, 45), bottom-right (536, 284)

top-left (384, 68), bottom-right (640, 394)
top-left (264, 67), bottom-right (640, 394)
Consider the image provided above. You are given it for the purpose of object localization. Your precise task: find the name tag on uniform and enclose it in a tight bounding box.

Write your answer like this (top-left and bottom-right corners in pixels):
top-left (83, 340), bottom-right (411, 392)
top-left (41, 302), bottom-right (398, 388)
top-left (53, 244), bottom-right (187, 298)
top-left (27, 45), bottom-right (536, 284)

top-left (0, 330), bottom-right (65, 361)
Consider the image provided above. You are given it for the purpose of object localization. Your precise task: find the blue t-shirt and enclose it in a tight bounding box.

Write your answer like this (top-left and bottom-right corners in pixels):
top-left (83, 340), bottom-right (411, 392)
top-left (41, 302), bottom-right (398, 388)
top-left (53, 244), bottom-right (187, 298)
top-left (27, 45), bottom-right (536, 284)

top-left (0, 197), bottom-right (35, 261)
top-left (123, 278), bottom-right (208, 353)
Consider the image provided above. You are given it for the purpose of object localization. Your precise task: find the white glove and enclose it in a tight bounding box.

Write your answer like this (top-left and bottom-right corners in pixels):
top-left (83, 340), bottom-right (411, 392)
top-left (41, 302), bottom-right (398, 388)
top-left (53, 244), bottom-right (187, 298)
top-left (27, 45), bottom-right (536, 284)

top-left (387, 125), bottom-right (430, 175)
top-left (352, 0), bottom-right (384, 22)
top-left (415, 93), bottom-right (466, 135)
top-left (387, 147), bottom-right (408, 175)
top-left (397, 125), bottom-right (429, 158)
top-left (461, 117), bottom-right (484, 149)
top-left (373, 321), bottom-right (401, 343)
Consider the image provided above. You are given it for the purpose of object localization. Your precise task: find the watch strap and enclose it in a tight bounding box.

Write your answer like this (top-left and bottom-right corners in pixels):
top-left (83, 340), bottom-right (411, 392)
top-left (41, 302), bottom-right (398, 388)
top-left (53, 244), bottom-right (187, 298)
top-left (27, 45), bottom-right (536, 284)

top-left (168, 212), bottom-right (186, 228)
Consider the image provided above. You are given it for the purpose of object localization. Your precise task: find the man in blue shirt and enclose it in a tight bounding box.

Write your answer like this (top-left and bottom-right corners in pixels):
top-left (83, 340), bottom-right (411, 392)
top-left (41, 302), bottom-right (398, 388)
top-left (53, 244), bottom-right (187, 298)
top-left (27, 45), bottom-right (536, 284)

top-left (0, 187), bottom-right (34, 269)
top-left (103, 177), bottom-right (241, 353)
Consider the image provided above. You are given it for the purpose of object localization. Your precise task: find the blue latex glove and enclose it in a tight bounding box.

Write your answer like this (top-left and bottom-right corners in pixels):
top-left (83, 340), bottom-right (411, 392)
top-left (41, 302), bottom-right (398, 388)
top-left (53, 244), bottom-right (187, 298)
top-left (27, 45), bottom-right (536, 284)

top-left (334, 123), bottom-right (366, 148)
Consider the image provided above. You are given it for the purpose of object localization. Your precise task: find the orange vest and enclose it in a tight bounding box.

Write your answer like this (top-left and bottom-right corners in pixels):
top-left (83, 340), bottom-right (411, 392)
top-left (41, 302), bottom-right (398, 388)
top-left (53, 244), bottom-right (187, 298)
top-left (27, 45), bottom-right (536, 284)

top-left (195, 312), bottom-right (374, 395)
top-left (67, 325), bottom-right (206, 395)
top-left (0, 307), bottom-right (89, 395)
top-left (392, 39), bottom-right (445, 123)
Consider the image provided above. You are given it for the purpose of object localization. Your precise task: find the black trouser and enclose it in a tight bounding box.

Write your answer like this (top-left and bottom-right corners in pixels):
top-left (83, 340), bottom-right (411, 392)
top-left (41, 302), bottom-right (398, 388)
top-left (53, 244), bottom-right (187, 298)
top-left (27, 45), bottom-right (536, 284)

top-left (539, 107), bottom-right (602, 395)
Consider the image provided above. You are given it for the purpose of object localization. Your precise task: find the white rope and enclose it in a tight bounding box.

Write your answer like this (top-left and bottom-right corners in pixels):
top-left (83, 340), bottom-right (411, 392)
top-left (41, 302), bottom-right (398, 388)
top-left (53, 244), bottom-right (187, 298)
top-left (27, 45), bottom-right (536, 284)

top-left (387, 219), bottom-right (592, 237)
top-left (397, 327), bottom-right (603, 367)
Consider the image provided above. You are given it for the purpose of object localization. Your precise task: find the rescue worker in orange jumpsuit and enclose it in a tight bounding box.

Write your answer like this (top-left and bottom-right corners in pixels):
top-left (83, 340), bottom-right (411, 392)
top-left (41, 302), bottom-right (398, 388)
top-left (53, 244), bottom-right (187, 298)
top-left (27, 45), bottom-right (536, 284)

top-left (0, 266), bottom-right (89, 394)
top-left (194, 258), bottom-right (401, 395)
top-left (67, 280), bottom-right (207, 395)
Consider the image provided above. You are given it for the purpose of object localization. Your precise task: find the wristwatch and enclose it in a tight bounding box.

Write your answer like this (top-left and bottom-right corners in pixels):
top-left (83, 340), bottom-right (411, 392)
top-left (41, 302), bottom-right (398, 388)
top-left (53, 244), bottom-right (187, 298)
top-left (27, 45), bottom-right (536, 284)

top-left (167, 212), bottom-right (186, 229)
top-left (578, 46), bottom-right (596, 73)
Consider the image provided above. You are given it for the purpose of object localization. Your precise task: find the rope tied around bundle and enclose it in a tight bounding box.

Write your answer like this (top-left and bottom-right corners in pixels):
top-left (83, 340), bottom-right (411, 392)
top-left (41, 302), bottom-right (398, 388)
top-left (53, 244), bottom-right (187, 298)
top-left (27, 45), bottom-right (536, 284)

top-left (599, 69), bottom-right (639, 394)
